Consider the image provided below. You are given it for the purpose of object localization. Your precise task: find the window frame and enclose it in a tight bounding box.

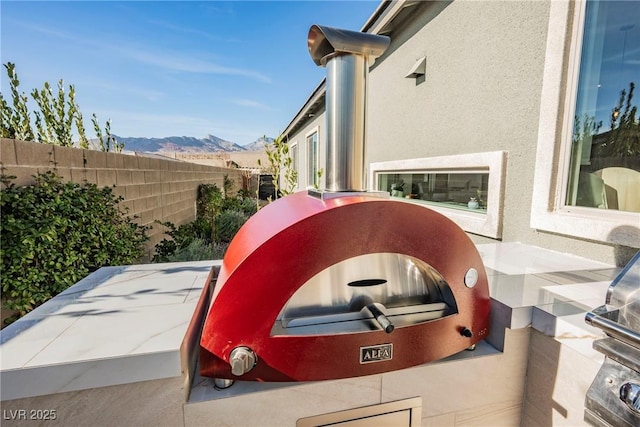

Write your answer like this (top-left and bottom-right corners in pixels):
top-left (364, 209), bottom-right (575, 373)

top-left (290, 141), bottom-right (299, 189)
top-left (306, 128), bottom-right (319, 189)
top-left (530, 0), bottom-right (640, 248)
top-left (370, 151), bottom-right (507, 239)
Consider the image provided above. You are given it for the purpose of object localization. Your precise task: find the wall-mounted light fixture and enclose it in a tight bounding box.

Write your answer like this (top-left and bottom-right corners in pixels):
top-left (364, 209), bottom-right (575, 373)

top-left (405, 56), bottom-right (426, 79)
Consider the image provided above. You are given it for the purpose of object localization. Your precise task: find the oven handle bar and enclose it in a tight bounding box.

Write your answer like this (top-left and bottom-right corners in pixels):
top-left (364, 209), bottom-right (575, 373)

top-left (366, 303), bottom-right (394, 334)
top-left (585, 312), bottom-right (640, 349)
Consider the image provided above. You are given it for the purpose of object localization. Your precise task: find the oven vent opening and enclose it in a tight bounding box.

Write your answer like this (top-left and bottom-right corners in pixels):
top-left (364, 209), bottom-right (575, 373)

top-left (271, 253), bottom-right (458, 336)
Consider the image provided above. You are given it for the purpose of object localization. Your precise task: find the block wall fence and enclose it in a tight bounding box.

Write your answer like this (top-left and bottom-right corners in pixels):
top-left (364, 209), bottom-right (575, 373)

top-left (0, 139), bottom-right (246, 260)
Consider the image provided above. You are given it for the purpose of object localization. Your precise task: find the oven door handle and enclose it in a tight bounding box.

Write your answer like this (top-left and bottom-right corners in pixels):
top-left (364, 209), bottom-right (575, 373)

top-left (585, 312), bottom-right (640, 349)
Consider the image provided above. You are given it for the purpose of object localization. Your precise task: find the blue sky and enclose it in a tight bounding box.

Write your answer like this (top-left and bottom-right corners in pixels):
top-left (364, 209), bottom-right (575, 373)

top-left (1, 0), bottom-right (378, 144)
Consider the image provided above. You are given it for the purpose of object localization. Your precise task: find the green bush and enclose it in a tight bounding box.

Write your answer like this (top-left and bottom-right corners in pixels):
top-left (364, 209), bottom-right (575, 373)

top-left (215, 210), bottom-right (249, 243)
top-left (152, 218), bottom-right (213, 263)
top-left (238, 196), bottom-right (258, 217)
top-left (215, 195), bottom-right (257, 218)
top-left (163, 239), bottom-right (229, 262)
top-left (1, 171), bottom-right (148, 316)
top-left (196, 183), bottom-right (223, 222)
top-left (153, 183), bottom-right (256, 262)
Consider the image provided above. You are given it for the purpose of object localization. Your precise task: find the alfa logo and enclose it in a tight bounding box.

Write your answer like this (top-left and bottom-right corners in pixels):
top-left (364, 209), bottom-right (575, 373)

top-left (360, 343), bottom-right (393, 364)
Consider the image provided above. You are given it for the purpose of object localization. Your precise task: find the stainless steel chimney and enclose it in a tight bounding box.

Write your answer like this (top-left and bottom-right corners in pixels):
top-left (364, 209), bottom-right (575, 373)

top-left (308, 25), bottom-right (390, 192)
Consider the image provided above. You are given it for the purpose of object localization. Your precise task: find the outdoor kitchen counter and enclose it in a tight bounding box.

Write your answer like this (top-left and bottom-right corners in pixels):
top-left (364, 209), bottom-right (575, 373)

top-left (0, 243), bottom-right (622, 426)
top-left (188, 242), bottom-right (619, 399)
top-left (0, 260), bottom-right (219, 401)
top-left (478, 242), bottom-right (618, 356)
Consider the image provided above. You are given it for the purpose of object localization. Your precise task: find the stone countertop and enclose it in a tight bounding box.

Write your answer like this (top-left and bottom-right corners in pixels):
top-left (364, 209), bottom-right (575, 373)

top-left (0, 243), bottom-right (619, 402)
top-left (0, 260), bottom-right (219, 401)
top-left (189, 242), bottom-right (620, 402)
top-left (478, 242), bottom-right (619, 362)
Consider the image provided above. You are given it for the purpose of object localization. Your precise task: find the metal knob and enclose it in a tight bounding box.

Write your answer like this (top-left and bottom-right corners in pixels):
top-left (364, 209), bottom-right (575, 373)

top-left (620, 382), bottom-right (640, 414)
top-left (229, 346), bottom-right (257, 377)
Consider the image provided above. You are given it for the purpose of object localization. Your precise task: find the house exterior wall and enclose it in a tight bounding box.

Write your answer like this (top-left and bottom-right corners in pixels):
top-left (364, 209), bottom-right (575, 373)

top-left (285, 0), bottom-right (638, 266)
top-left (0, 138), bottom-right (245, 260)
top-left (366, 0), bottom-right (551, 244)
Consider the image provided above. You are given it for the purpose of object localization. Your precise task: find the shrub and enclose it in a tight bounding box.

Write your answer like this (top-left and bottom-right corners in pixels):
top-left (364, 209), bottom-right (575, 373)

top-left (163, 239), bottom-right (229, 262)
top-left (153, 183), bottom-right (256, 262)
top-left (196, 183), bottom-right (223, 222)
top-left (214, 210), bottom-right (249, 243)
top-left (152, 218), bottom-right (213, 263)
top-left (258, 134), bottom-right (297, 199)
top-left (218, 193), bottom-right (256, 216)
top-left (1, 171), bottom-right (148, 316)
top-left (238, 196), bottom-right (258, 217)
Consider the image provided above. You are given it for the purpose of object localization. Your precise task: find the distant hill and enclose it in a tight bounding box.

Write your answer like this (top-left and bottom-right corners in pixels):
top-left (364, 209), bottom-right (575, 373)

top-left (97, 134), bottom-right (272, 153)
top-left (242, 136), bottom-right (275, 151)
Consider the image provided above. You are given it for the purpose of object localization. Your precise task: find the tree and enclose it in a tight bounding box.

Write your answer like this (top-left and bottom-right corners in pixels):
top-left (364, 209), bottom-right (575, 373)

top-left (92, 114), bottom-right (124, 152)
top-left (0, 62), bottom-right (34, 141)
top-left (31, 79), bottom-right (87, 147)
top-left (0, 62), bottom-right (119, 151)
top-left (257, 134), bottom-right (297, 201)
top-left (598, 82), bottom-right (640, 158)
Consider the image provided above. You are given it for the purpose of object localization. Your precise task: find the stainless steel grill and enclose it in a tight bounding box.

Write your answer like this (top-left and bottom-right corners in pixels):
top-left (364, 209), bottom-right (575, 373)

top-left (584, 251), bottom-right (640, 426)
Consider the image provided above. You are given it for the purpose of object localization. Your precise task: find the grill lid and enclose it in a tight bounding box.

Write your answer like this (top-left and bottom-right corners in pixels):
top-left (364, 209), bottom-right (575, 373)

top-left (585, 251), bottom-right (640, 350)
top-left (584, 251), bottom-right (640, 426)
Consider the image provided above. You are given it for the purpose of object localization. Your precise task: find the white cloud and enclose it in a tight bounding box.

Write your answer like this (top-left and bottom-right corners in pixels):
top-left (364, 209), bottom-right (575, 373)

top-left (15, 21), bottom-right (271, 83)
top-left (76, 77), bottom-right (166, 102)
top-left (230, 98), bottom-right (272, 110)
top-left (147, 20), bottom-right (244, 44)
top-left (127, 50), bottom-right (271, 83)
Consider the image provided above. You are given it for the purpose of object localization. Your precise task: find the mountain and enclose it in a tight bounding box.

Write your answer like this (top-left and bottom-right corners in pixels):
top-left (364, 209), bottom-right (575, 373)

top-left (242, 136), bottom-right (274, 151)
top-left (88, 134), bottom-right (273, 153)
top-left (107, 134), bottom-right (246, 153)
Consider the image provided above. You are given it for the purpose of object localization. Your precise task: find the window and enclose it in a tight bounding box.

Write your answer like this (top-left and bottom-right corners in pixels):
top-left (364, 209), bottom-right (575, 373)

top-left (566, 1), bottom-right (640, 213)
top-left (377, 172), bottom-right (489, 213)
top-left (306, 131), bottom-right (319, 188)
top-left (370, 151), bottom-right (507, 239)
top-left (290, 142), bottom-right (298, 188)
top-left (531, 0), bottom-right (639, 247)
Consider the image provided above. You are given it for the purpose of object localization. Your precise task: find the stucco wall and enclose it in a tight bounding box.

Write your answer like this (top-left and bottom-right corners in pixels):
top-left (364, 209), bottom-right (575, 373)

top-left (0, 139), bottom-right (245, 260)
top-left (285, 1), bottom-right (638, 266)
top-left (366, 1), bottom-right (549, 237)
top-left (363, 0), bottom-right (640, 266)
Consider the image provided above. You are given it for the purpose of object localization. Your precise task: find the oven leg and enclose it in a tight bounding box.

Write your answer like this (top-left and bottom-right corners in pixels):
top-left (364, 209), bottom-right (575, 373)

top-left (214, 378), bottom-right (235, 389)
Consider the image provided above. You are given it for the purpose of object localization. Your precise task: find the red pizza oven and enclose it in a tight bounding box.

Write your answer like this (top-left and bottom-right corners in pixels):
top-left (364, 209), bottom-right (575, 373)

top-left (199, 25), bottom-right (490, 383)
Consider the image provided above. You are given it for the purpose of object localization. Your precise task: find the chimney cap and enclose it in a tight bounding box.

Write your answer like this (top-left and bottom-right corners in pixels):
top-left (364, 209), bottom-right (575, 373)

top-left (308, 24), bottom-right (390, 67)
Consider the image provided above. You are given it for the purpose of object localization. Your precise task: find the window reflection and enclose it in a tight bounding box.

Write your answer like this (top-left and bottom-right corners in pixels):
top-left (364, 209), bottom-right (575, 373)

top-left (306, 132), bottom-right (318, 188)
top-left (378, 172), bottom-right (489, 213)
top-left (567, 0), bottom-right (640, 213)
